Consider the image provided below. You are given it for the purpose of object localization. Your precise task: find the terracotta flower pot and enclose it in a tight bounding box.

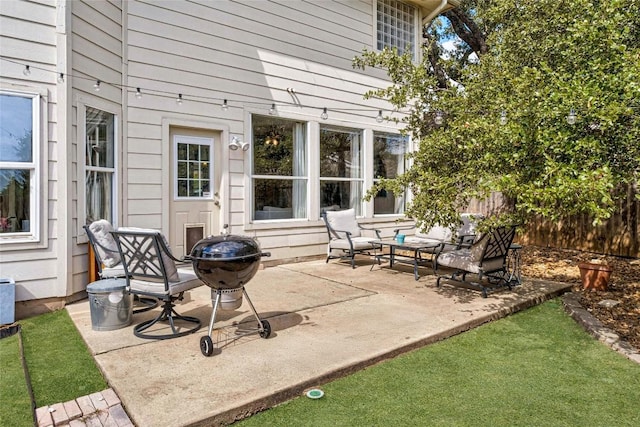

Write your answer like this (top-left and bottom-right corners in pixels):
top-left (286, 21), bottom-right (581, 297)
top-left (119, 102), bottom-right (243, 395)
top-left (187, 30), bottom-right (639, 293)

top-left (578, 262), bottom-right (613, 291)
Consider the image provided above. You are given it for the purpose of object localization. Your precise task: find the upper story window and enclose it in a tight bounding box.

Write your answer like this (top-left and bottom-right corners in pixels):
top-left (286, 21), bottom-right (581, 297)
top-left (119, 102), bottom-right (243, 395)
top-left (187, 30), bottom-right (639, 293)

top-left (252, 115), bottom-right (308, 221)
top-left (377, 0), bottom-right (417, 59)
top-left (373, 132), bottom-right (408, 215)
top-left (85, 107), bottom-right (116, 225)
top-left (320, 125), bottom-right (363, 216)
top-left (0, 91), bottom-right (40, 242)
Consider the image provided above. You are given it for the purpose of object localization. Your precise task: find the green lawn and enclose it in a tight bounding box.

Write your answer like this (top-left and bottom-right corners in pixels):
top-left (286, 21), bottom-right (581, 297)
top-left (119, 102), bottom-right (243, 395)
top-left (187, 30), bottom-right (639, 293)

top-left (0, 310), bottom-right (107, 427)
top-left (238, 299), bottom-right (640, 426)
top-left (2, 300), bottom-right (639, 427)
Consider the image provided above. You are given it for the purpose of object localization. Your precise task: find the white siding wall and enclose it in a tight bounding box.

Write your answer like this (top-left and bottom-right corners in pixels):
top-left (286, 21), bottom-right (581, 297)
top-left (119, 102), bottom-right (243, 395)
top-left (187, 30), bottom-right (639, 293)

top-left (125, 0), bottom-right (405, 260)
top-left (0, 0), bottom-right (57, 301)
top-left (2, 0), bottom-right (421, 304)
top-left (69, 0), bottom-right (123, 296)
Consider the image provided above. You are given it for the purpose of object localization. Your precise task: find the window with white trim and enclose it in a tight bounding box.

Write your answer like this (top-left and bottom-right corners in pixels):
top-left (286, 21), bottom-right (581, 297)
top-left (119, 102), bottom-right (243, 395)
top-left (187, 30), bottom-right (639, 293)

top-left (373, 131), bottom-right (408, 215)
top-left (85, 107), bottom-right (116, 225)
top-left (377, 0), bottom-right (417, 59)
top-left (320, 125), bottom-right (363, 215)
top-left (252, 115), bottom-right (308, 221)
top-left (0, 91), bottom-right (40, 240)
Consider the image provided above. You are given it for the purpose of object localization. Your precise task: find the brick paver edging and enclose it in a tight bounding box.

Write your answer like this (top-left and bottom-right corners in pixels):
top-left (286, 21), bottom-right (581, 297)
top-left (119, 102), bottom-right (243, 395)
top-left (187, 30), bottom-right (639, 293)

top-left (562, 292), bottom-right (640, 364)
top-left (36, 388), bottom-right (133, 427)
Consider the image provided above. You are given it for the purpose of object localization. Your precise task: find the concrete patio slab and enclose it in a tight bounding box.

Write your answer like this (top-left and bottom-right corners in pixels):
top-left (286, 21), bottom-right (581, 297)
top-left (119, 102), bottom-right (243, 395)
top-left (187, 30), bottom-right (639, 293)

top-left (67, 259), bottom-right (571, 426)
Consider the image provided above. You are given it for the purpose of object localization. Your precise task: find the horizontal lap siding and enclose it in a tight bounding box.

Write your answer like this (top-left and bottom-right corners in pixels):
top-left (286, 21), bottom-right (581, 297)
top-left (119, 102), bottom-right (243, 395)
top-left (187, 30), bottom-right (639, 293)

top-left (125, 0), bottom-right (400, 257)
top-left (70, 0), bottom-right (123, 295)
top-left (0, 0), bottom-right (60, 299)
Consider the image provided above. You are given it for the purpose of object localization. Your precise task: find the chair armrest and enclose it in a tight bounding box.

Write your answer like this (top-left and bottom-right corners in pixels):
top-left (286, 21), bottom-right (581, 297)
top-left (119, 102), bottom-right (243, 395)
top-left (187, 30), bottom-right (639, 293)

top-left (359, 225), bottom-right (382, 240)
top-left (329, 229), bottom-right (354, 240)
top-left (392, 224), bottom-right (416, 237)
top-left (456, 234), bottom-right (476, 249)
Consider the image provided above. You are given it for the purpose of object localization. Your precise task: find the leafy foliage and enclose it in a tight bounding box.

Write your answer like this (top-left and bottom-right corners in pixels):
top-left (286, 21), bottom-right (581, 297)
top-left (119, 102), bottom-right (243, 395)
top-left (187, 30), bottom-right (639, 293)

top-left (354, 0), bottom-right (640, 230)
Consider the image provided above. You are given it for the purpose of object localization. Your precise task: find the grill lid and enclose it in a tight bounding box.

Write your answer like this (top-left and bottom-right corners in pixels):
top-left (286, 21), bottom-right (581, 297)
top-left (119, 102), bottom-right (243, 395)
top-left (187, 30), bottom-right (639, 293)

top-left (190, 234), bottom-right (261, 261)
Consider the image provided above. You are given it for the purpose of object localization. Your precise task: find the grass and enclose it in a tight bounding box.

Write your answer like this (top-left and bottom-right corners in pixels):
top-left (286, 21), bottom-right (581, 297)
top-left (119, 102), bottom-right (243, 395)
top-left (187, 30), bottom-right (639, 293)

top-left (2, 300), bottom-right (639, 426)
top-left (237, 299), bottom-right (640, 426)
top-left (0, 310), bottom-right (107, 427)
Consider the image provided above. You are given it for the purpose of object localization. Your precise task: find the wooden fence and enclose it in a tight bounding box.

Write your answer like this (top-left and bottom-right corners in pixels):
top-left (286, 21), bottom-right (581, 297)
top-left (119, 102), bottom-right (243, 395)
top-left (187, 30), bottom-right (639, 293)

top-left (467, 184), bottom-right (639, 259)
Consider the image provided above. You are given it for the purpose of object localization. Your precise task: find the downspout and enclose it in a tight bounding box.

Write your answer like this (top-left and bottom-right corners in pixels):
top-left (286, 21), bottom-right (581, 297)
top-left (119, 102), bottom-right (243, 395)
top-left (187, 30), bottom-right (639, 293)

top-left (423, 0), bottom-right (448, 25)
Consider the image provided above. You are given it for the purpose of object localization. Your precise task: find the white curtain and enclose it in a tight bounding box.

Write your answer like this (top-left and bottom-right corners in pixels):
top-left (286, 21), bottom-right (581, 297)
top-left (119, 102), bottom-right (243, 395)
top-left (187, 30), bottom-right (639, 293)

top-left (350, 133), bottom-right (362, 215)
top-left (292, 123), bottom-right (306, 218)
top-left (394, 137), bottom-right (407, 214)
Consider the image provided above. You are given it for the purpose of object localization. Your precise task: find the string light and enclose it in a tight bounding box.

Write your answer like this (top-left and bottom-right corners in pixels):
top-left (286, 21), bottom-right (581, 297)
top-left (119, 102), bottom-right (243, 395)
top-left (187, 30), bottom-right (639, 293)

top-left (1, 58), bottom-right (403, 119)
top-left (5, 58), bottom-right (638, 127)
top-left (434, 110), bottom-right (443, 126)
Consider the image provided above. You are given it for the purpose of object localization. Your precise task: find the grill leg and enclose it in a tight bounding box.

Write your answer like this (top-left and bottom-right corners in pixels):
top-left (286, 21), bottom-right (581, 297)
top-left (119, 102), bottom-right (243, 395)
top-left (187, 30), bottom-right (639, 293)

top-left (242, 287), bottom-right (264, 330)
top-left (207, 289), bottom-right (222, 337)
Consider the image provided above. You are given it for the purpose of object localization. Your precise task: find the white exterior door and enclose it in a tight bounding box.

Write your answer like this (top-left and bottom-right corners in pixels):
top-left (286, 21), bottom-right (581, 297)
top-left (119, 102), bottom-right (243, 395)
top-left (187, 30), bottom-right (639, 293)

top-left (170, 131), bottom-right (222, 257)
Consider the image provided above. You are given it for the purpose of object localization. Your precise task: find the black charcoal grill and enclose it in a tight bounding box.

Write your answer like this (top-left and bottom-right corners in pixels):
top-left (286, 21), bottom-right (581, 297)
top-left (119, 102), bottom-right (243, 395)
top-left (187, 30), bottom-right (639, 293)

top-left (190, 234), bottom-right (271, 356)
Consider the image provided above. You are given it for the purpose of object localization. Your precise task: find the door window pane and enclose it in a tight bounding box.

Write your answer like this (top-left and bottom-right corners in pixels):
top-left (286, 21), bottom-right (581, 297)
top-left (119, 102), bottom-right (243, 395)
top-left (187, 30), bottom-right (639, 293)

top-left (175, 138), bottom-right (213, 199)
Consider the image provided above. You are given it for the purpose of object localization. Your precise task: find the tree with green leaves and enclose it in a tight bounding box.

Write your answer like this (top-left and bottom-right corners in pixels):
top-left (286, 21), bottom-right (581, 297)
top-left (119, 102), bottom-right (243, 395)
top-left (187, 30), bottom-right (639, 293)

top-left (354, 0), bottom-right (640, 232)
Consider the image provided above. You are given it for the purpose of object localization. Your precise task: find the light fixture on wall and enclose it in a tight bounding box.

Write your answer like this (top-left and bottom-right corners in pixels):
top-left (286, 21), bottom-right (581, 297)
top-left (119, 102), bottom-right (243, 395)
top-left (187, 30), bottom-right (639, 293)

top-left (222, 99), bottom-right (229, 111)
top-left (229, 136), bottom-right (250, 151)
top-left (135, 87), bottom-right (142, 99)
top-left (176, 93), bottom-right (183, 105)
top-left (320, 107), bottom-right (328, 120)
top-left (94, 80), bottom-right (101, 91)
top-left (376, 110), bottom-right (384, 123)
top-left (23, 65), bottom-right (31, 76)
top-left (57, 72), bottom-right (65, 83)
top-left (269, 103), bottom-right (276, 115)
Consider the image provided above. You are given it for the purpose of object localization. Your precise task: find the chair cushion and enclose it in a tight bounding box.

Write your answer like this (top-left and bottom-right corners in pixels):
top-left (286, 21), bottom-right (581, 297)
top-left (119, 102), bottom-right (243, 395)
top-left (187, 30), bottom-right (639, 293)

top-left (405, 236), bottom-right (443, 246)
top-left (329, 236), bottom-right (376, 251)
top-left (458, 213), bottom-right (483, 236)
top-left (437, 248), bottom-right (481, 273)
top-left (118, 227), bottom-right (180, 282)
top-left (415, 224), bottom-right (453, 242)
top-left (89, 220), bottom-right (121, 268)
top-left (326, 208), bottom-right (361, 238)
top-left (129, 270), bottom-right (202, 296)
top-left (100, 264), bottom-right (126, 279)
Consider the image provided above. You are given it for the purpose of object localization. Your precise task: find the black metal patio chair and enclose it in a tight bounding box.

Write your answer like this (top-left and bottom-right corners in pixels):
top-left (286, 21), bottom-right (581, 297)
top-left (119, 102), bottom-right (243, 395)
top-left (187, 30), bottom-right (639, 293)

top-left (84, 221), bottom-right (157, 313)
top-left (111, 229), bottom-right (203, 339)
top-left (322, 208), bottom-right (382, 268)
top-left (435, 225), bottom-right (518, 297)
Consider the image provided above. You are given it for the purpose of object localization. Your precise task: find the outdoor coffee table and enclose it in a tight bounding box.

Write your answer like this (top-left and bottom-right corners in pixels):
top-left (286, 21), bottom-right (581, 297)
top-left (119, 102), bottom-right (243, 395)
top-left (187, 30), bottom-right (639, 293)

top-left (370, 239), bottom-right (442, 280)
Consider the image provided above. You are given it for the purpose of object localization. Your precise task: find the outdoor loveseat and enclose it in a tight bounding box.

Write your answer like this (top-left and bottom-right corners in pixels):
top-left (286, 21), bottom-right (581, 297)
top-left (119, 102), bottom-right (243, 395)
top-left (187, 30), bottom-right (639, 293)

top-left (393, 213), bottom-right (484, 254)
